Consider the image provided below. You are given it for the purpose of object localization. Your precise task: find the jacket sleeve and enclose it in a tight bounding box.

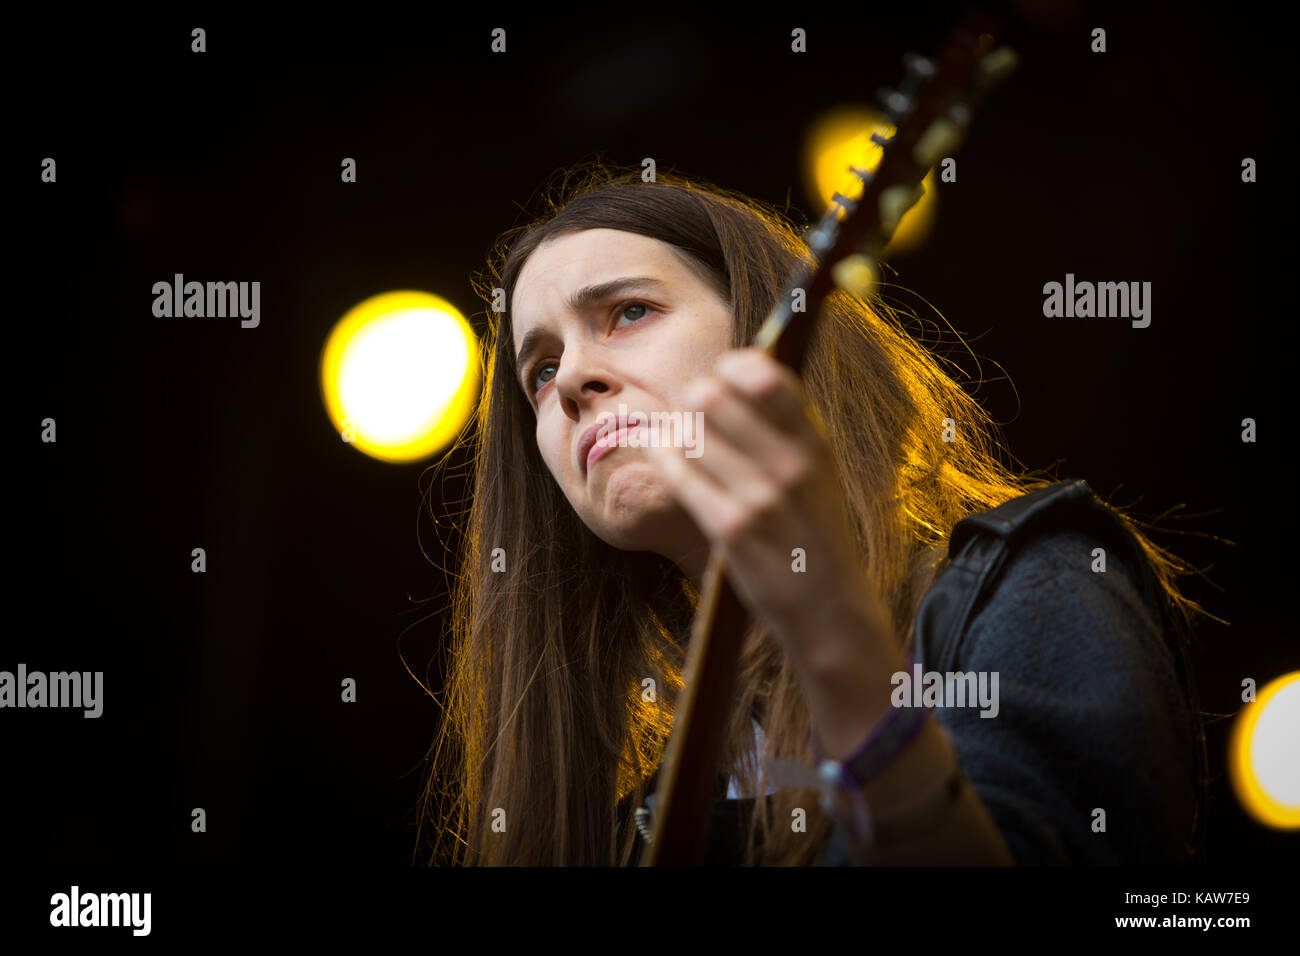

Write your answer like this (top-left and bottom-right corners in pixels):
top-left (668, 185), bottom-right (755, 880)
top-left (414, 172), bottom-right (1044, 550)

top-left (819, 527), bottom-right (1198, 865)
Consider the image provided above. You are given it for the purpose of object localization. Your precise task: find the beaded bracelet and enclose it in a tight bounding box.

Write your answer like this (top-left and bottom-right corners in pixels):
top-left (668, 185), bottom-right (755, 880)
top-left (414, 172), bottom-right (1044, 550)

top-left (766, 707), bottom-right (966, 860)
top-left (807, 697), bottom-right (930, 783)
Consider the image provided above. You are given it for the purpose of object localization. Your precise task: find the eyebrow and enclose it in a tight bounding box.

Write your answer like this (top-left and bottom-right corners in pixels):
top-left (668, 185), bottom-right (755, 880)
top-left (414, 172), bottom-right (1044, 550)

top-left (514, 276), bottom-right (669, 383)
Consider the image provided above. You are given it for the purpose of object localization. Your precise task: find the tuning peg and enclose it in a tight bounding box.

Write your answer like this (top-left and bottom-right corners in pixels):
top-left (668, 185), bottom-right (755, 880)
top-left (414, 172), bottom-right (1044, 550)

top-left (902, 52), bottom-right (935, 79)
top-left (913, 116), bottom-right (964, 167)
top-left (879, 182), bottom-right (925, 233)
top-left (832, 253), bottom-right (880, 297)
top-left (848, 165), bottom-right (875, 184)
top-left (976, 46), bottom-right (1019, 91)
top-left (876, 86), bottom-right (913, 121)
top-left (830, 190), bottom-right (859, 214)
top-left (870, 130), bottom-right (894, 148)
top-left (804, 222), bottom-right (834, 254)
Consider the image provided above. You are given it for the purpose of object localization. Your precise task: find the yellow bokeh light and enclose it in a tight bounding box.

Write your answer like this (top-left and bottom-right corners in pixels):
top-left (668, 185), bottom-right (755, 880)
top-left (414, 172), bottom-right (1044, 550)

top-left (320, 290), bottom-right (480, 464)
top-left (1229, 670), bottom-right (1300, 830)
top-left (803, 105), bottom-right (938, 256)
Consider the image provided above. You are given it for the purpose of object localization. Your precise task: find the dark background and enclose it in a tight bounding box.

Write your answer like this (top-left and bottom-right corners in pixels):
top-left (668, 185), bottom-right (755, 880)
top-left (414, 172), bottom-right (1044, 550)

top-left (11, 0), bottom-right (1294, 877)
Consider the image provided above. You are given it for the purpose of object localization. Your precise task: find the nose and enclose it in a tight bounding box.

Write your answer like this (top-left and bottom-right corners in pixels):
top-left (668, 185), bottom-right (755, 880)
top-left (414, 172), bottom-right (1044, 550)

top-left (554, 344), bottom-right (618, 421)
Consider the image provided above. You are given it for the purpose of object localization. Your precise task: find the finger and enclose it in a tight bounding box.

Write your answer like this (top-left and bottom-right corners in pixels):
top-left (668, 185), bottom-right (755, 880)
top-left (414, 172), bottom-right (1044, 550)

top-left (713, 348), bottom-right (810, 437)
top-left (685, 375), bottom-right (811, 490)
top-left (642, 441), bottom-right (749, 545)
top-left (678, 408), bottom-right (783, 512)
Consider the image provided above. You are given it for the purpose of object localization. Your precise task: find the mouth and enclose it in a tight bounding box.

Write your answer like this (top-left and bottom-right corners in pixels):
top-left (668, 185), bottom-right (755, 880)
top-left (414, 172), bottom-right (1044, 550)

top-left (585, 424), bottom-right (643, 474)
top-left (578, 412), bottom-right (641, 477)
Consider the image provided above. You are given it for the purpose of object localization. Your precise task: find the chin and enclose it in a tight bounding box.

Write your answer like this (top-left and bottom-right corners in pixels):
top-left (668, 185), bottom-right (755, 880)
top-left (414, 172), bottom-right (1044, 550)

top-left (584, 462), bottom-right (681, 552)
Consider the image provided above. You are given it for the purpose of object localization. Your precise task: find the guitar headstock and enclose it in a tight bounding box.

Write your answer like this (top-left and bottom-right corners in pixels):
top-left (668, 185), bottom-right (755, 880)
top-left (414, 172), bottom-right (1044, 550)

top-left (754, 11), bottom-right (1018, 368)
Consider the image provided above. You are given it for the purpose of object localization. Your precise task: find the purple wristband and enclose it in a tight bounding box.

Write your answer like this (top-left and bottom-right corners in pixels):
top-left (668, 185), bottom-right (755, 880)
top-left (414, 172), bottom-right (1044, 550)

top-left (807, 701), bottom-right (930, 789)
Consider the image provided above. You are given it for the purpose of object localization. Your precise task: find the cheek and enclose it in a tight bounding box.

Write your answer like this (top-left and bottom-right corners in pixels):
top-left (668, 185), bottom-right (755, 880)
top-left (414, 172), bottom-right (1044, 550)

top-left (536, 417), bottom-right (575, 490)
top-left (678, 313), bottom-right (733, 378)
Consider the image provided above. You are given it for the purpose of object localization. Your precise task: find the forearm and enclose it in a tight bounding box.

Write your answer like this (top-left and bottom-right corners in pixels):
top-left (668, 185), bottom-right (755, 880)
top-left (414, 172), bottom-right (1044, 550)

top-left (793, 606), bottom-right (1015, 866)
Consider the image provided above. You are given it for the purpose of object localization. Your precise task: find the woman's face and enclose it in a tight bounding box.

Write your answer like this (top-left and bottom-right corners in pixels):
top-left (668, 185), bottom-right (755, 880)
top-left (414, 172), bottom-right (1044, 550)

top-left (510, 228), bottom-right (733, 565)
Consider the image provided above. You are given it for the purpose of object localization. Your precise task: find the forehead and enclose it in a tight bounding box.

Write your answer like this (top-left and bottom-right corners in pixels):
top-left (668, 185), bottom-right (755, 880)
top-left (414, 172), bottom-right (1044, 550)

top-left (511, 229), bottom-right (692, 346)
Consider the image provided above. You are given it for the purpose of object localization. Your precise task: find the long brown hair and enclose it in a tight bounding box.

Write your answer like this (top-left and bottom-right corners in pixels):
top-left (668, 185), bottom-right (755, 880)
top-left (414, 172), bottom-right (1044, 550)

top-left (412, 159), bottom-right (1216, 866)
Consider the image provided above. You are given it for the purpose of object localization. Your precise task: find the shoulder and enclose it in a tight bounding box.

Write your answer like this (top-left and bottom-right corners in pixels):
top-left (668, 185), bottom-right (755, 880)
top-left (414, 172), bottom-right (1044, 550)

top-left (970, 522), bottom-right (1157, 635)
top-left (958, 523), bottom-right (1177, 692)
top-left (926, 523), bottom-right (1198, 865)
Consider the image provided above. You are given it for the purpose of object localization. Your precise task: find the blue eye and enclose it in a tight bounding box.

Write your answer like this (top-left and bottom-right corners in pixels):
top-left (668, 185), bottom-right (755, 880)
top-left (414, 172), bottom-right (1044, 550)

top-left (532, 363), bottom-right (557, 392)
top-left (615, 301), bottom-right (651, 327)
top-left (527, 301), bottom-right (654, 398)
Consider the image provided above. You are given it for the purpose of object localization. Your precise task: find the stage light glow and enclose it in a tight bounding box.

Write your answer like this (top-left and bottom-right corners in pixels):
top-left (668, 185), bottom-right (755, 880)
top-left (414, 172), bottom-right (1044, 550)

top-left (1229, 670), bottom-right (1300, 830)
top-left (320, 290), bottom-right (480, 464)
top-left (803, 105), bottom-right (938, 256)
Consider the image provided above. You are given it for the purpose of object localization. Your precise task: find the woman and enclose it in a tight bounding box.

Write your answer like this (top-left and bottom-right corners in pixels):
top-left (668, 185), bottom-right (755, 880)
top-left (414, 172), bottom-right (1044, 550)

top-left (414, 161), bottom-right (1210, 866)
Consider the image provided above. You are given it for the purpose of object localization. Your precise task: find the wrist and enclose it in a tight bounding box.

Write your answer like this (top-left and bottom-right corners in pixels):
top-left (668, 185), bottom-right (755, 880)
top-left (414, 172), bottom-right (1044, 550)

top-left (781, 581), bottom-right (898, 678)
top-left (794, 616), bottom-right (905, 761)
